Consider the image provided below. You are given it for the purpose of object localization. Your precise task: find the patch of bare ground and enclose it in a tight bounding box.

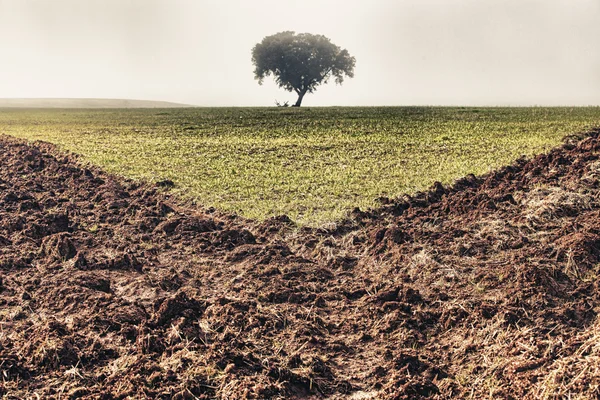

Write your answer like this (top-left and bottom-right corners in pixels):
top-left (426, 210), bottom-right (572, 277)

top-left (1, 129), bottom-right (600, 398)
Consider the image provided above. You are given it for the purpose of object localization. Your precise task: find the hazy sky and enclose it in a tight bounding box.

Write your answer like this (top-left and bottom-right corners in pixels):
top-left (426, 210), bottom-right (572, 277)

top-left (1, 0), bottom-right (599, 106)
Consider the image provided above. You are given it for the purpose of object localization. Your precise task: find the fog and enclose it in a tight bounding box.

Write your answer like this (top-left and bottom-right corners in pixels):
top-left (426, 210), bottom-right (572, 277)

top-left (0, 0), bottom-right (599, 106)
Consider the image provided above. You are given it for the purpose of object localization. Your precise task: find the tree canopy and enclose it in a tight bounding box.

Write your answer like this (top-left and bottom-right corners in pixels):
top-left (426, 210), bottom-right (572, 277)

top-left (251, 31), bottom-right (355, 107)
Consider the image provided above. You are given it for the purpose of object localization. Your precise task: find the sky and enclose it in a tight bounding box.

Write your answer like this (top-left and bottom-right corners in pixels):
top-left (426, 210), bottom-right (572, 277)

top-left (0, 0), bottom-right (599, 107)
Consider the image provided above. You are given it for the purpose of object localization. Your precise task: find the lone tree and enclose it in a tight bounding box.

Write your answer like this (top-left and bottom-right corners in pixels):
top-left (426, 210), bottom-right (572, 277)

top-left (252, 31), bottom-right (355, 107)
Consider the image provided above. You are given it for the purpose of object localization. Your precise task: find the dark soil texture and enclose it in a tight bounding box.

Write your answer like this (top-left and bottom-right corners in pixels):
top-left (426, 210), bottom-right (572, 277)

top-left (2, 130), bottom-right (600, 399)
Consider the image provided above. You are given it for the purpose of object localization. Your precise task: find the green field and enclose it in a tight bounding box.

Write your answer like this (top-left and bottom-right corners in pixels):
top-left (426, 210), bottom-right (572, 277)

top-left (2, 107), bottom-right (599, 225)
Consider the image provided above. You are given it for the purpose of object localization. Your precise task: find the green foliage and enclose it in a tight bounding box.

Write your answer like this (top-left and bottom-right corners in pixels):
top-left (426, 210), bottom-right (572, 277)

top-left (3, 107), bottom-right (599, 225)
top-left (252, 31), bottom-right (355, 106)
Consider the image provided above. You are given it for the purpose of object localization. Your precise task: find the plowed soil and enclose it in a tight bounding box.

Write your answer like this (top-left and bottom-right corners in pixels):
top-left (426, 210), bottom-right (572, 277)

top-left (2, 130), bottom-right (600, 399)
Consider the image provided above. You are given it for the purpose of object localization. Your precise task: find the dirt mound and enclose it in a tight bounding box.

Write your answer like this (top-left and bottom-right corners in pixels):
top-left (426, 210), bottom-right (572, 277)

top-left (2, 130), bottom-right (600, 398)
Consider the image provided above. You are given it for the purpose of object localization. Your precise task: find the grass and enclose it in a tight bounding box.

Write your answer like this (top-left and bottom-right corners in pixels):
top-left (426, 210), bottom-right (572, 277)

top-left (1, 106), bottom-right (599, 225)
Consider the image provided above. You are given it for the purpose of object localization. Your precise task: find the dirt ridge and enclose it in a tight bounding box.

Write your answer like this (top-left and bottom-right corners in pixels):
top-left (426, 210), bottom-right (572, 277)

top-left (1, 130), bottom-right (600, 398)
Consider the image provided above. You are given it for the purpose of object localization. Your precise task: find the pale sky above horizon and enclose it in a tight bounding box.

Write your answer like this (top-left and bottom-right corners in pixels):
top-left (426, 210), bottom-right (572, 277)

top-left (0, 0), bottom-right (599, 107)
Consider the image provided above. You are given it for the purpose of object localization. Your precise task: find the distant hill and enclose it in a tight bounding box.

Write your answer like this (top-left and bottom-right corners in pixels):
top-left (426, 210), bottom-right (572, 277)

top-left (0, 98), bottom-right (194, 108)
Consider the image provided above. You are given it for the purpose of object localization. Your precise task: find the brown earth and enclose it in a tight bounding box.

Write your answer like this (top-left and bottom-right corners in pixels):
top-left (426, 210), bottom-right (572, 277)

top-left (1, 130), bottom-right (600, 399)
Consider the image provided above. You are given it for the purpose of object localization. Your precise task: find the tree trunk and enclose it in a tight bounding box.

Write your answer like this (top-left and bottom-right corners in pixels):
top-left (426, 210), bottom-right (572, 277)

top-left (292, 90), bottom-right (307, 107)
